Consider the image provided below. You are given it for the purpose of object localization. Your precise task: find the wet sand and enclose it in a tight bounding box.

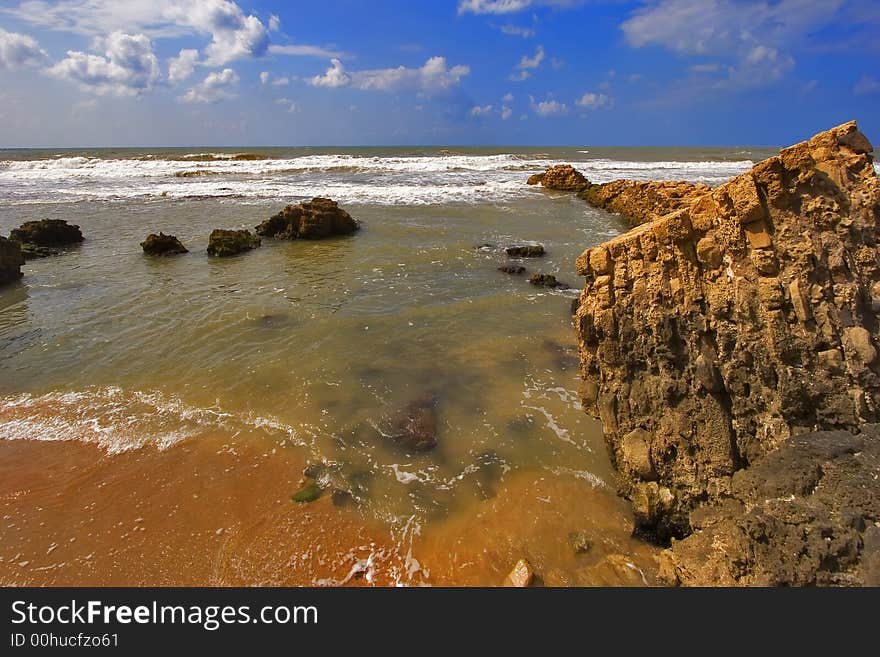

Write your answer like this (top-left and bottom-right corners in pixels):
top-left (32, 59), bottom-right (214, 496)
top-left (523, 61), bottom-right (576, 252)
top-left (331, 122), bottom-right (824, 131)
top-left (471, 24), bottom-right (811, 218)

top-left (0, 434), bottom-right (657, 586)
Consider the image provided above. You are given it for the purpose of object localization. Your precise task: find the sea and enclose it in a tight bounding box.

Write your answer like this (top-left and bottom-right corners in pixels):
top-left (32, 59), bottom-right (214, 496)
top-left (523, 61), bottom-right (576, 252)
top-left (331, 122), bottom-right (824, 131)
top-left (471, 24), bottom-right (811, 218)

top-left (0, 145), bottom-right (776, 586)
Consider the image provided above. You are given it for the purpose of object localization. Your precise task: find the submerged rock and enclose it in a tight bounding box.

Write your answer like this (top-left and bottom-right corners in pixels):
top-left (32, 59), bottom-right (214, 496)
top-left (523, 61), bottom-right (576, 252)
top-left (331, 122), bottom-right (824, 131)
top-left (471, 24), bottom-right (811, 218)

top-left (0, 237), bottom-right (24, 285)
top-left (10, 219), bottom-right (83, 247)
top-left (390, 394), bottom-right (439, 452)
top-left (140, 233), bottom-right (188, 255)
top-left (573, 120), bottom-right (880, 558)
top-left (534, 164), bottom-right (589, 192)
top-left (206, 229), bottom-right (260, 257)
top-left (530, 273), bottom-right (569, 289)
top-left (579, 179), bottom-right (711, 226)
top-left (256, 197), bottom-right (359, 240)
top-left (506, 245), bottom-right (545, 258)
top-left (498, 264), bottom-right (526, 275)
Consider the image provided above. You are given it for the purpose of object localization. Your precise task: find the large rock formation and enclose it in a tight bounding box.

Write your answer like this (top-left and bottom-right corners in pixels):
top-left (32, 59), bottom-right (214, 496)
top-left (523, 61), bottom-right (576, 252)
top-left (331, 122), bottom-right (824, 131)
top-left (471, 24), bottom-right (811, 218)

top-left (0, 237), bottom-right (25, 285)
top-left (579, 180), bottom-right (711, 227)
top-left (572, 120), bottom-right (880, 579)
top-left (256, 197), bottom-right (359, 240)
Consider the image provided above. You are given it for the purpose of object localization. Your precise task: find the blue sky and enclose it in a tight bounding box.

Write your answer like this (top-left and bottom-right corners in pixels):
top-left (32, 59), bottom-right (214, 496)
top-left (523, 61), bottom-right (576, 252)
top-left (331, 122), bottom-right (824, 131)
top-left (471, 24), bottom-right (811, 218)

top-left (0, 0), bottom-right (878, 147)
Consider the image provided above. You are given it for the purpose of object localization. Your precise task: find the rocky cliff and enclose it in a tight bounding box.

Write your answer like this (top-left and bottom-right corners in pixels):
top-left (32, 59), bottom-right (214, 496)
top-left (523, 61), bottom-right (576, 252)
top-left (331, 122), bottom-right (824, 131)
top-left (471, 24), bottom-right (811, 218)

top-left (572, 121), bottom-right (880, 582)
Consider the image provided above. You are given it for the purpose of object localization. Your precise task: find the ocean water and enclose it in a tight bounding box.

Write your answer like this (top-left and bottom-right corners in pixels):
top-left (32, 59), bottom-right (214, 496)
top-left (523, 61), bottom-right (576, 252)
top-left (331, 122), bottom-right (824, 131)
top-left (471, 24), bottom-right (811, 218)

top-left (0, 146), bottom-right (774, 586)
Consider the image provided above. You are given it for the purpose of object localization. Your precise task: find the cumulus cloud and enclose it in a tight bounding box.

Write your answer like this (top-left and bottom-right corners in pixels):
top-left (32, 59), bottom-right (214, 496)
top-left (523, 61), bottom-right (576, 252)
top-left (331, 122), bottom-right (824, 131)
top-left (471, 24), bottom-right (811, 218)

top-left (457, 0), bottom-right (581, 14)
top-left (502, 92), bottom-right (514, 102)
top-left (309, 58), bottom-right (352, 88)
top-left (309, 56), bottom-right (470, 93)
top-left (530, 95), bottom-right (567, 116)
top-left (268, 14), bottom-right (281, 32)
top-left (47, 31), bottom-right (161, 96)
top-left (178, 67), bottom-right (238, 103)
top-left (575, 92), bottom-right (610, 109)
top-left (259, 71), bottom-right (270, 85)
top-left (501, 105), bottom-right (512, 120)
top-left (272, 76), bottom-right (290, 86)
top-left (6, 0), bottom-right (268, 65)
top-left (470, 104), bottom-right (493, 116)
top-left (0, 28), bottom-right (48, 70)
top-left (168, 48), bottom-right (198, 84)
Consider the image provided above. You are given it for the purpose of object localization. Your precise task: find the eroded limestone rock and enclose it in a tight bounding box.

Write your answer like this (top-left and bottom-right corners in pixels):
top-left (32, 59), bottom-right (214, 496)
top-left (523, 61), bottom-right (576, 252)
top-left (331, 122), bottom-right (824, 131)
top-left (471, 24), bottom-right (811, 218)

top-left (256, 197), bottom-right (359, 240)
top-left (574, 121), bottom-right (880, 542)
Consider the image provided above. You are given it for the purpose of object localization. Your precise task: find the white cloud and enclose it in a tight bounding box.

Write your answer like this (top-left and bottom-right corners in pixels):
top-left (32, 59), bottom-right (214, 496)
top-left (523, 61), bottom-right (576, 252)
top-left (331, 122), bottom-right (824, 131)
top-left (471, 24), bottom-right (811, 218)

top-left (269, 44), bottom-right (347, 58)
top-left (508, 70), bottom-right (531, 81)
top-left (470, 104), bottom-right (493, 116)
top-left (179, 67), bottom-right (238, 103)
top-left (530, 95), bottom-right (568, 116)
top-left (259, 71), bottom-right (270, 85)
top-left (5, 0), bottom-right (269, 65)
top-left (854, 75), bottom-right (880, 95)
top-left (576, 92), bottom-right (610, 109)
top-left (268, 14), bottom-right (281, 32)
top-left (499, 24), bottom-right (535, 37)
top-left (690, 62), bottom-right (719, 73)
top-left (309, 58), bottom-right (351, 88)
top-left (47, 31), bottom-right (161, 96)
top-left (502, 92), bottom-right (514, 102)
top-left (457, 0), bottom-right (580, 14)
top-left (518, 45), bottom-right (544, 69)
top-left (271, 76), bottom-right (290, 86)
top-left (168, 48), bottom-right (198, 84)
top-left (274, 97), bottom-right (297, 113)
top-left (501, 105), bottom-right (512, 120)
top-left (0, 28), bottom-right (47, 70)
top-left (309, 56), bottom-right (470, 93)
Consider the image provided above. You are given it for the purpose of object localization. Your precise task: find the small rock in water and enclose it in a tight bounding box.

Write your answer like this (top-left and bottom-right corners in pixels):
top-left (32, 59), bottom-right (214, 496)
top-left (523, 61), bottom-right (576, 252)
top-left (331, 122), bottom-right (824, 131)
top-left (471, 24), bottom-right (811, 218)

top-left (568, 531), bottom-right (594, 554)
top-left (530, 273), bottom-right (560, 287)
top-left (140, 232), bottom-right (188, 255)
top-left (526, 173), bottom-right (545, 185)
top-left (291, 482), bottom-right (323, 503)
top-left (503, 558), bottom-right (535, 587)
top-left (506, 245), bottom-right (545, 258)
top-left (474, 243), bottom-right (495, 251)
top-left (498, 265), bottom-right (526, 275)
top-left (206, 229), bottom-right (260, 257)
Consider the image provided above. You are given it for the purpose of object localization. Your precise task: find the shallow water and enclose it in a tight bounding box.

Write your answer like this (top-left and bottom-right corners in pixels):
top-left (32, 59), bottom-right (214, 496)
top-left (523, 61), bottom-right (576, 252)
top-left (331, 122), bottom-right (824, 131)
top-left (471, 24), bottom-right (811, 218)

top-left (0, 146), bottom-right (771, 585)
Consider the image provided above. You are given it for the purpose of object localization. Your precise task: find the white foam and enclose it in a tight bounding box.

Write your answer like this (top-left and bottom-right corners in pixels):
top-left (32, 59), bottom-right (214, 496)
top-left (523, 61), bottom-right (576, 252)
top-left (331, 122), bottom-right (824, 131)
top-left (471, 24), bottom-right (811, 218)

top-left (0, 151), bottom-right (759, 205)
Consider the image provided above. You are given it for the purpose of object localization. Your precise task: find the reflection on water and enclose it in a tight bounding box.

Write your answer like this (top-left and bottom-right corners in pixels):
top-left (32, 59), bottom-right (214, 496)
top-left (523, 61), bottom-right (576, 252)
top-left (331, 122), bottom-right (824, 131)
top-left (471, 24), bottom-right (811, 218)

top-left (0, 194), bottom-right (657, 585)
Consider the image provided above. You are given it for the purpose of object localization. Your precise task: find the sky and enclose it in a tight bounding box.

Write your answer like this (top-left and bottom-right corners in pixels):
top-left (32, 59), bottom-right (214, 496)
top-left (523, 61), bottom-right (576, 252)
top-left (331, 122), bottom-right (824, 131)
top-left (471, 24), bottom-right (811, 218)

top-left (0, 0), bottom-right (877, 147)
